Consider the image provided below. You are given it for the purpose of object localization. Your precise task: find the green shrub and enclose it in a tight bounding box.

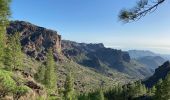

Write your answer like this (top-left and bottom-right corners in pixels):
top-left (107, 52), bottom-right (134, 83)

top-left (0, 69), bottom-right (30, 99)
top-left (13, 85), bottom-right (30, 99)
top-left (34, 65), bottom-right (46, 84)
top-left (0, 69), bottom-right (16, 97)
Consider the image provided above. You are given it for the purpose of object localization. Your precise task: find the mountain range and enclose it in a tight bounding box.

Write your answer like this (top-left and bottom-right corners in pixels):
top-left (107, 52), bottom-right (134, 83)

top-left (128, 50), bottom-right (170, 61)
top-left (6, 20), bottom-right (168, 92)
top-left (128, 50), bottom-right (167, 72)
top-left (62, 40), bottom-right (154, 79)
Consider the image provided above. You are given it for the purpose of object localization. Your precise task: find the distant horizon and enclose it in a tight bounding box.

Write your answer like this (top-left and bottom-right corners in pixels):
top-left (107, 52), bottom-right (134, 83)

top-left (11, 0), bottom-right (170, 54)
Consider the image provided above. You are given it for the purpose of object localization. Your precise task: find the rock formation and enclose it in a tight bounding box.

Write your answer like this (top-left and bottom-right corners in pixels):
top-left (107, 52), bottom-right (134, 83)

top-left (7, 21), bottom-right (62, 61)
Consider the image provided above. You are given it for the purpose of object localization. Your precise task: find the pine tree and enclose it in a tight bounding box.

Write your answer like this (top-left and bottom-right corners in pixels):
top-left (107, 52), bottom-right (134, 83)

top-left (44, 48), bottom-right (57, 90)
top-left (4, 33), bottom-right (23, 71)
top-left (12, 32), bottom-right (23, 69)
top-left (0, 0), bottom-right (11, 67)
top-left (148, 85), bottom-right (156, 97)
top-left (160, 73), bottom-right (170, 100)
top-left (64, 71), bottom-right (74, 100)
top-left (3, 40), bottom-right (13, 70)
top-left (154, 79), bottom-right (163, 100)
top-left (34, 64), bottom-right (46, 83)
top-left (115, 84), bottom-right (123, 100)
top-left (127, 82), bottom-right (136, 99)
top-left (97, 89), bottom-right (105, 100)
top-left (122, 85), bottom-right (128, 100)
top-left (136, 81), bottom-right (146, 97)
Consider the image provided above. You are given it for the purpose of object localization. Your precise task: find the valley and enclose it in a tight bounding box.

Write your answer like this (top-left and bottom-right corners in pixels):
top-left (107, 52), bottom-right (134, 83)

top-left (0, 0), bottom-right (170, 99)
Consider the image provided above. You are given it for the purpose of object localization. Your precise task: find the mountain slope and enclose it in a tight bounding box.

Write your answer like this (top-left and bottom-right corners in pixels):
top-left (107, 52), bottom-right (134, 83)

top-left (7, 21), bottom-right (62, 61)
top-left (128, 50), bottom-right (166, 73)
top-left (62, 40), bottom-right (153, 79)
top-left (6, 21), bottom-right (131, 93)
top-left (136, 56), bottom-right (165, 72)
top-left (144, 61), bottom-right (170, 88)
top-left (7, 21), bottom-right (163, 92)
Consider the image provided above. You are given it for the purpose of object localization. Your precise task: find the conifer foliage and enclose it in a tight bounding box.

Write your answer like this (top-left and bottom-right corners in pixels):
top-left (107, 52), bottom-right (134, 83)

top-left (4, 33), bottom-right (23, 71)
top-left (34, 64), bottom-right (46, 83)
top-left (154, 74), bottom-right (170, 100)
top-left (0, 0), bottom-right (11, 66)
top-left (64, 71), bottom-right (75, 100)
top-left (44, 48), bottom-right (57, 89)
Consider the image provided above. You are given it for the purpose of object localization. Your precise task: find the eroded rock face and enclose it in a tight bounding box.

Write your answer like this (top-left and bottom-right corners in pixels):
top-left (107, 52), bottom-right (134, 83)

top-left (7, 21), bottom-right (62, 61)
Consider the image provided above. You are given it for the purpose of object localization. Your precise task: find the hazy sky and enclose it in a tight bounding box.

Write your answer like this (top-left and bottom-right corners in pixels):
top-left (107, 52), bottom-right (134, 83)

top-left (11, 0), bottom-right (170, 54)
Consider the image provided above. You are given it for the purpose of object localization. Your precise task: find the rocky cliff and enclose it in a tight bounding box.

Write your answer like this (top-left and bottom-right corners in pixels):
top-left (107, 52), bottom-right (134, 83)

top-left (7, 21), bottom-right (62, 61)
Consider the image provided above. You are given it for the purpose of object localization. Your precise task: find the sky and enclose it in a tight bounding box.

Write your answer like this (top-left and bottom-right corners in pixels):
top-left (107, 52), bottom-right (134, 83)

top-left (11, 0), bottom-right (170, 54)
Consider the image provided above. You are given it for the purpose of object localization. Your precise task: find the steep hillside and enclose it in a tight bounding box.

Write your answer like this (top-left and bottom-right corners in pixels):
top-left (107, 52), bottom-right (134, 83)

top-left (6, 21), bottom-right (131, 93)
top-left (22, 55), bottom-right (123, 93)
top-left (144, 61), bottom-right (170, 88)
top-left (7, 21), bottom-right (62, 61)
top-left (62, 40), bottom-right (153, 79)
top-left (57, 57), bottom-right (130, 93)
top-left (7, 21), bottom-right (162, 92)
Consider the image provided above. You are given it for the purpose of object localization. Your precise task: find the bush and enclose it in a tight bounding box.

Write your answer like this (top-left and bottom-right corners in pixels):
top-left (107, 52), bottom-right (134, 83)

top-left (0, 69), bottom-right (30, 99)
top-left (0, 69), bottom-right (16, 97)
top-left (13, 85), bottom-right (30, 99)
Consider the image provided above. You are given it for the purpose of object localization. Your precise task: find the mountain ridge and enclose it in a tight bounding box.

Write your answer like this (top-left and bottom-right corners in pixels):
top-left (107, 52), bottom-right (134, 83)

top-left (6, 20), bottom-right (166, 88)
top-left (61, 40), bottom-right (153, 79)
top-left (6, 21), bottom-right (132, 93)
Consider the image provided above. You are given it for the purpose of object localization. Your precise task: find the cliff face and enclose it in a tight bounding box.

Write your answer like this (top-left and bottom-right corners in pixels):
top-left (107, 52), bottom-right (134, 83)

top-left (62, 40), bottom-right (130, 63)
top-left (7, 21), bottom-right (62, 61)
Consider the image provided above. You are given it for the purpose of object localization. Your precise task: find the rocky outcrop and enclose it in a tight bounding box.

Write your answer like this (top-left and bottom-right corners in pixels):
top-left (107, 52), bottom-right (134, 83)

top-left (7, 21), bottom-right (62, 61)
